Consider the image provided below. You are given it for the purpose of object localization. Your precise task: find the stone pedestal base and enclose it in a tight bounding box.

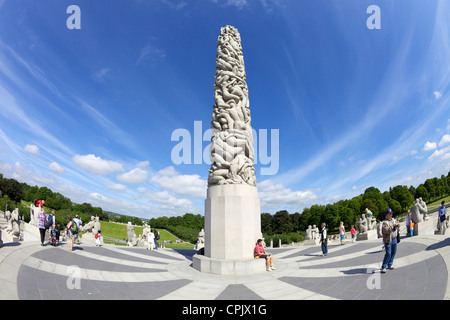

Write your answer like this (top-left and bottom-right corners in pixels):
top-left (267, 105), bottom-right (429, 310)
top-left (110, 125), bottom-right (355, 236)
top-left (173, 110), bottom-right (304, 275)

top-left (192, 254), bottom-right (266, 275)
top-left (193, 184), bottom-right (262, 275)
top-left (356, 229), bottom-right (378, 241)
top-left (303, 239), bottom-right (320, 246)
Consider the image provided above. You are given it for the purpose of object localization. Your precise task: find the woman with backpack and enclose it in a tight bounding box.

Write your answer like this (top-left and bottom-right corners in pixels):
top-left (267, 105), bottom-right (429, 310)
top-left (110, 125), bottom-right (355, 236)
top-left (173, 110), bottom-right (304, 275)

top-left (66, 215), bottom-right (78, 251)
top-left (38, 207), bottom-right (47, 246)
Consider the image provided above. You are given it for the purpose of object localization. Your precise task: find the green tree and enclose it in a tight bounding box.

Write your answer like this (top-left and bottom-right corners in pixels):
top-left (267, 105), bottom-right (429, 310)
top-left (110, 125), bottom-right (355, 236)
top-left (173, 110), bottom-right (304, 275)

top-left (261, 213), bottom-right (273, 234)
top-left (424, 179), bottom-right (437, 200)
top-left (322, 204), bottom-right (340, 230)
top-left (308, 205), bottom-right (325, 227)
top-left (273, 210), bottom-right (293, 234)
top-left (0, 177), bottom-right (23, 202)
top-left (415, 184), bottom-right (429, 202)
top-left (290, 212), bottom-right (301, 232)
top-left (388, 199), bottom-right (402, 217)
top-left (298, 208), bottom-right (311, 231)
top-left (390, 185), bottom-right (414, 211)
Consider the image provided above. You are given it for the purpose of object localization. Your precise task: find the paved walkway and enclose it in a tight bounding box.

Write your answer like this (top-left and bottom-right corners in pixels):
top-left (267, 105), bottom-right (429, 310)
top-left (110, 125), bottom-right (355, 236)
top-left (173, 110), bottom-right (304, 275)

top-left (1, 233), bottom-right (449, 300)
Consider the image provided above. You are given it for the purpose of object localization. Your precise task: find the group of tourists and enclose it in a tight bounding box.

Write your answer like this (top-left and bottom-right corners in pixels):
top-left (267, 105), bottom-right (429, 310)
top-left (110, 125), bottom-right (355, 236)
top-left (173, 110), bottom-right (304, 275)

top-left (254, 203), bottom-right (448, 273)
top-left (35, 199), bottom-right (93, 251)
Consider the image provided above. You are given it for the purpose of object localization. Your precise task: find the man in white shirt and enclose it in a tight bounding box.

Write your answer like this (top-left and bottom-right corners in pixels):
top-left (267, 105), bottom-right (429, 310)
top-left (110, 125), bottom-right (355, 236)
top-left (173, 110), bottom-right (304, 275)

top-left (320, 222), bottom-right (328, 256)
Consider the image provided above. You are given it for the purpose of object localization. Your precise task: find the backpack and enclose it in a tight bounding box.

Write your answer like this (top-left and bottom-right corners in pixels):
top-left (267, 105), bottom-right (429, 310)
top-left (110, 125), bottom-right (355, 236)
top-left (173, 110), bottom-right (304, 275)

top-left (44, 218), bottom-right (51, 229)
top-left (71, 220), bottom-right (79, 234)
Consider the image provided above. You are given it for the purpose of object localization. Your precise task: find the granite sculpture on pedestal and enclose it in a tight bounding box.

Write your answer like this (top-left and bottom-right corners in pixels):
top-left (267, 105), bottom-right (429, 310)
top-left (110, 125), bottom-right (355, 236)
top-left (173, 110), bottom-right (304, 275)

top-left (411, 198), bottom-right (429, 235)
top-left (356, 214), bottom-right (377, 241)
top-left (193, 26), bottom-right (263, 275)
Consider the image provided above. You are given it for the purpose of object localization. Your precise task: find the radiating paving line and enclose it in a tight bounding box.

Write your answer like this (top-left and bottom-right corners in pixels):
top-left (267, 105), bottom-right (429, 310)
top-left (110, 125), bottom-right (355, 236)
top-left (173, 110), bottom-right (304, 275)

top-left (287, 248), bottom-right (439, 278)
top-left (98, 245), bottom-right (184, 264)
top-left (279, 242), bottom-right (368, 262)
top-left (158, 279), bottom-right (230, 300)
top-left (296, 244), bottom-right (384, 267)
top-left (244, 277), bottom-right (337, 300)
top-left (55, 246), bottom-right (168, 270)
top-left (22, 255), bottom-right (179, 282)
top-left (0, 242), bottom-right (45, 299)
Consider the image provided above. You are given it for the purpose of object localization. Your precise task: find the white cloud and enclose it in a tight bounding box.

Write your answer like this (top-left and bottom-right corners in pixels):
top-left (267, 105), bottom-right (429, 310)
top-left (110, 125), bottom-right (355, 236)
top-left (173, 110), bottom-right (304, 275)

top-left (428, 145), bottom-right (450, 160)
top-left (424, 141), bottom-right (437, 151)
top-left (439, 134), bottom-right (450, 147)
top-left (137, 44), bottom-right (166, 66)
top-left (105, 183), bottom-right (127, 192)
top-left (258, 179), bottom-right (318, 211)
top-left (92, 68), bottom-right (110, 82)
top-left (24, 144), bottom-right (39, 156)
top-left (150, 166), bottom-right (206, 198)
top-left (72, 154), bottom-right (124, 175)
top-left (410, 149), bottom-right (418, 156)
top-left (137, 187), bottom-right (146, 193)
top-left (136, 161), bottom-right (150, 169)
top-left (117, 168), bottom-right (148, 184)
top-left (48, 162), bottom-right (65, 174)
top-left (434, 91), bottom-right (442, 100)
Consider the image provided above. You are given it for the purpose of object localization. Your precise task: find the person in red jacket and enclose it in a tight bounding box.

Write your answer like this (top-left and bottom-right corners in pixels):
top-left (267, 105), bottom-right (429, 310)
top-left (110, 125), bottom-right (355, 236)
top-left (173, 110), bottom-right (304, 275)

top-left (254, 239), bottom-right (275, 271)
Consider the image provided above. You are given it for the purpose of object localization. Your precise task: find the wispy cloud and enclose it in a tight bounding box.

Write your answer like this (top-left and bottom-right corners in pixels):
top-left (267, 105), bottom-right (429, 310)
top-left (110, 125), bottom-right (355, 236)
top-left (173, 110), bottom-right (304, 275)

top-left (136, 44), bottom-right (166, 66)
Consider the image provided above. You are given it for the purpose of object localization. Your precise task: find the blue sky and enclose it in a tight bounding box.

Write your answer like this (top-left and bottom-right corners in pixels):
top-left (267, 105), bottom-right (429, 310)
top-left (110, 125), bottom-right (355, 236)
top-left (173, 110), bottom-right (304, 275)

top-left (0, 0), bottom-right (449, 219)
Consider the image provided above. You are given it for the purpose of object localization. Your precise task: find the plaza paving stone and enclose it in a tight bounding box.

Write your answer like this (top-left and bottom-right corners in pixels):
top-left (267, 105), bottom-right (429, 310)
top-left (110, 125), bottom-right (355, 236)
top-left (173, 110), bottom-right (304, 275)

top-left (1, 234), bottom-right (450, 300)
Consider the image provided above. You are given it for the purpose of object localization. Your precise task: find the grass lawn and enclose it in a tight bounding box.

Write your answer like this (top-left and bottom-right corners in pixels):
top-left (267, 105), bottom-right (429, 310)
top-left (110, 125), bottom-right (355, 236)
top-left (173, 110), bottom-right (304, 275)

top-left (97, 221), bottom-right (194, 249)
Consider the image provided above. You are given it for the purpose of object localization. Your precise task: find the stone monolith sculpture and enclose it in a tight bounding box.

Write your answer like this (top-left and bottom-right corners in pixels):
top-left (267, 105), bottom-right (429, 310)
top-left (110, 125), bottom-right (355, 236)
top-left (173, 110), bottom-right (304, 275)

top-left (193, 26), bottom-right (263, 275)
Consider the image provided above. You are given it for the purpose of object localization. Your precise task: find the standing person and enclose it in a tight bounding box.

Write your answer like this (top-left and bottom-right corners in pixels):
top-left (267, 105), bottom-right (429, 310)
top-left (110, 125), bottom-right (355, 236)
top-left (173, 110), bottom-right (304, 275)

top-left (55, 222), bottom-right (61, 244)
top-left (320, 222), bottom-right (328, 256)
top-left (438, 201), bottom-right (447, 235)
top-left (381, 208), bottom-right (399, 273)
top-left (148, 229), bottom-right (155, 251)
top-left (339, 221), bottom-right (345, 245)
top-left (406, 210), bottom-right (412, 237)
top-left (66, 215), bottom-right (77, 251)
top-left (254, 239), bottom-right (275, 271)
top-left (34, 199), bottom-right (45, 209)
top-left (47, 210), bottom-right (56, 243)
top-left (153, 229), bottom-right (159, 250)
top-left (350, 225), bottom-right (356, 243)
top-left (73, 214), bottom-right (83, 245)
top-left (38, 207), bottom-right (47, 246)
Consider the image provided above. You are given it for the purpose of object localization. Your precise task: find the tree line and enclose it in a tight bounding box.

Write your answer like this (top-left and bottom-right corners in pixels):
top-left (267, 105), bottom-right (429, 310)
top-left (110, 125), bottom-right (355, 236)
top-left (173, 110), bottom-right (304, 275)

top-left (1, 171), bottom-right (449, 245)
top-left (261, 171), bottom-right (450, 242)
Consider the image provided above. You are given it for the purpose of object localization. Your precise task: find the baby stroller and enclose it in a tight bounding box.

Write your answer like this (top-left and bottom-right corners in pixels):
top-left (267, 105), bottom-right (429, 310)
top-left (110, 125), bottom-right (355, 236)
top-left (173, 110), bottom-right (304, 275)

top-left (50, 227), bottom-right (58, 246)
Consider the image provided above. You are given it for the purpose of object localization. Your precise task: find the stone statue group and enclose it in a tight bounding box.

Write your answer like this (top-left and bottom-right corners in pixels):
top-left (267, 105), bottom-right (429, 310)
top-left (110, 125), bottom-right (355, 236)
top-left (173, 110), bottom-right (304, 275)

top-left (303, 197), bottom-right (446, 241)
top-left (2, 208), bottom-right (21, 241)
top-left (127, 223), bottom-right (156, 250)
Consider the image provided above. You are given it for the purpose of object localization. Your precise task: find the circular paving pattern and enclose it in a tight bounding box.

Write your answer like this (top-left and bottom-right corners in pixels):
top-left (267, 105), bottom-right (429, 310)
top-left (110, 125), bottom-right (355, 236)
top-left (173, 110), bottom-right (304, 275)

top-left (1, 234), bottom-right (446, 300)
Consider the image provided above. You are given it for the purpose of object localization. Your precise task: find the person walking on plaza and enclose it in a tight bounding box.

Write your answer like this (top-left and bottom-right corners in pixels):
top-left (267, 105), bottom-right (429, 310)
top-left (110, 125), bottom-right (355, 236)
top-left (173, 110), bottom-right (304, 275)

top-left (351, 225), bottom-right (356, 243)
top-left (320, 222), bottom-right (328, 256)
top-left (153, 229), bottom-right (159, 250)
top-left (381, 208), bottom-right (399, 273)
top-left (406, 210), bottom-right (412, 237)
top-left (66, 215), bottom-right (78, 251)
top-left (339, 221), bottom-right (345, 245)
top-left (438, 201), bottom-right (447, 235)
top-left (38, 207), bottom-right (47, 246)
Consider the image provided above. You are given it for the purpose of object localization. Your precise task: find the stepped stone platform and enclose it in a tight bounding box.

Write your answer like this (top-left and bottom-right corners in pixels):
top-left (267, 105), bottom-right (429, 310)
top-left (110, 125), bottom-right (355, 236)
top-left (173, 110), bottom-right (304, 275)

top-left (0, 233), bottom-right (449, 300)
